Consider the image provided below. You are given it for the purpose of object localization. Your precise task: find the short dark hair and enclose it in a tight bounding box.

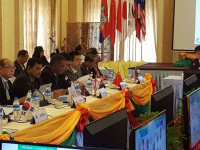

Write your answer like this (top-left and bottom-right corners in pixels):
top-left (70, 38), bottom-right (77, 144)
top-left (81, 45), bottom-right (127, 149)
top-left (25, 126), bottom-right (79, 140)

top-left (75, 45), bottom-right (82, 52)
top-left (60, 52), bottom-right (71, 61)
top-left (50, 52), bottom-right (56, 59)
top-left (32, 46), bottom-right (44, 58)
top-left (195, 45), bottom-right (200, 53)
top-left (50, 54), bottom-right (66, 66)
top-left (85, 54), bottom-right (95, 63)
top-left (26, 58), bottom-right (42, 69)
top-left (86, 47), bottom-right (98, 55)
top-left (68, 51), bottom-right (80, 61)
top-left (18, 50), bottom-right (28, 58)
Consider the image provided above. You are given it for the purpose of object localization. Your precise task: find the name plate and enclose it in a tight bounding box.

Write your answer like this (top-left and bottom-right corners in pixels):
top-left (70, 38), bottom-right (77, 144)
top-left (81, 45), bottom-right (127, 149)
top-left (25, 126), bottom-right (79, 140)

top-left (32, 109), bottom-right (48, 124)
top-left (120, 82), bottom-right (128, 90)
top-left (73, 96), bottom-right (85, 105)
top-left (138, 76), bottom-right (144, 83)
top-left (99, 88), bottom-right (107, 98)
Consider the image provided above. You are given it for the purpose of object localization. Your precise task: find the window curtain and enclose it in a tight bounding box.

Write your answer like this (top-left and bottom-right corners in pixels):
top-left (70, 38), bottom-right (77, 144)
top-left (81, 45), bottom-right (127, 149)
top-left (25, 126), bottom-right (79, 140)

top-left (83, 0), bottom-right (101, 22)
top-left (23, 0), bottom-right (55, 58)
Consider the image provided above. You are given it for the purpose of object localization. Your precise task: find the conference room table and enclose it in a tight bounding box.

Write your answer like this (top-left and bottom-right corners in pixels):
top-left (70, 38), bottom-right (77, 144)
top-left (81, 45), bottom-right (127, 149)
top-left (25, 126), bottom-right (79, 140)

top-left (2, 82), bottom-right (135, 133)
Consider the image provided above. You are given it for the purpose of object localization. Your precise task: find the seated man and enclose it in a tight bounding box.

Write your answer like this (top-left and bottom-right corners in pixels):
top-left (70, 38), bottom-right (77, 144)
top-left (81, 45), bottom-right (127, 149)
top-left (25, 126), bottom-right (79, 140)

top-left (14, 50), bottom-right (29, 77)
top-left (41, 54), bottom-right (70, 91)
top-left (80, 54), bottom-right (96, 76)
top-left (64, 51), bottom-right (82, 81)
top-left (13, 58), bottom-right (42, 98)
top-left (0, 58), bottom-right (15, 105)
top-left (190, 45), bottom-right (200, 69)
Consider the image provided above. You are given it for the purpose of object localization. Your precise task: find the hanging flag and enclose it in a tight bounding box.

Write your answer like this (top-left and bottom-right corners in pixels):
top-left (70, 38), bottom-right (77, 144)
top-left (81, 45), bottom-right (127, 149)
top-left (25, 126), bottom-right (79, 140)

top-left (109, 0), bottom-right (116, 45)
top-left (134, 0), bottom-right (141, 41)
top-left (99, 0), bottom-right (109, 43)
top-left (122, 0), bottom-right (128, 41)
top-left (140, 0), bottom-right (146, 39)
top-left (128, 0), bottom-right (135, 37)
top-left (117, 0), bottom-right (122, 33)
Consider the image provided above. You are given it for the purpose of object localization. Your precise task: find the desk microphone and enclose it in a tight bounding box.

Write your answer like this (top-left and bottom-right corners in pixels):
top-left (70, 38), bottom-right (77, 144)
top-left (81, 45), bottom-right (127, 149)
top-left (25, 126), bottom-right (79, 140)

top-left (20, 79), bottom-right (49, 107)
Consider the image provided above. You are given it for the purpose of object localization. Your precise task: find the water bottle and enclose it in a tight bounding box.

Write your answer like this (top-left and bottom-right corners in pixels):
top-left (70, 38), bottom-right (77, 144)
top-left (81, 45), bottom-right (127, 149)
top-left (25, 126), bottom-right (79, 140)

top-left (13, 97), bottom-right (20, 121)
top-left (0, 105), bottom-right (2, 133)
top-left (44, 85), bottom-right (52, 103)
top-left (32, 89), bottom-right (40, 110)
top-left (108, 73), bottom-right (114, 86)
top-left (74, 81), bottom-right (81, 96)
top-left (86, 79), bottom-right (93, 95)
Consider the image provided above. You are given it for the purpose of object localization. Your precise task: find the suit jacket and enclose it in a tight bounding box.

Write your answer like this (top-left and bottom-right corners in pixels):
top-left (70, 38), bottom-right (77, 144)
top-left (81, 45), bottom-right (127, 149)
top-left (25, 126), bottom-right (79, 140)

top-left (41, 66), bottom-right (70, 91)
top-left (13, 71), bottom-right (41, 98)
top-left (80, 63), bottom-right (90, 76)
top-left (89, 65), bottom-right (102, 78)
top-left (63, 66), bottom-right (82, 82)
top-left (14, 60), bottom-right (25, 77)
top-left (0, 77), bottom-right (14, 105)
top-left (190, 58), bottom-right (200, 70)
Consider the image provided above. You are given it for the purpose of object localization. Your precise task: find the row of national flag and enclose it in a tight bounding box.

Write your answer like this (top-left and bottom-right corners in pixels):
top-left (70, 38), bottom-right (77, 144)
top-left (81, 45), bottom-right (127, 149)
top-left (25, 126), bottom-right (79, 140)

top-left (99, 0), bottom-right (146, 45)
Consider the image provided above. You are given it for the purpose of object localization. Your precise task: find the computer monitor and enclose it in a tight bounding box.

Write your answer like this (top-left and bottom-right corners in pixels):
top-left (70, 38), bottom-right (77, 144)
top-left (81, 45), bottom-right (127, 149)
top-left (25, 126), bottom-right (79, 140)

top-left (151, 85), bottom-right (174, 124)
top-left (130, 110), bottom-right (167, 150)
top-left (184, 87), bottom-right (200, 149)
top-left (183, 69), bottom-right (200, 80)
top-left (183, 74), bottom-right (199, 95)
top-left (0, 140), bottom-right (106, 150)
top-left (83, 108), bottom-right (128, 149)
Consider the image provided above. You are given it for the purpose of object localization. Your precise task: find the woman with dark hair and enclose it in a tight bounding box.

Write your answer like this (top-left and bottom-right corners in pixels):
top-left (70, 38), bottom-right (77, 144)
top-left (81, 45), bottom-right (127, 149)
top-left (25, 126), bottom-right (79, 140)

top-left (32, 46), bottom-right (49, 67)
top-left (87, 47), bottom-right (107, 79)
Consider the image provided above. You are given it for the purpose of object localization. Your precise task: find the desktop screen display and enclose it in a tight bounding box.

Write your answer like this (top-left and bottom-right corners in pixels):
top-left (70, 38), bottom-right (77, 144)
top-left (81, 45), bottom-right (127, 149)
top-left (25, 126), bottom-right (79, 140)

top-left (134, 112), bottom-right (166, 150)
top-left (2, 143), bottom-right (79, 150)
top-left (187, 87), bottom-right (200, 149)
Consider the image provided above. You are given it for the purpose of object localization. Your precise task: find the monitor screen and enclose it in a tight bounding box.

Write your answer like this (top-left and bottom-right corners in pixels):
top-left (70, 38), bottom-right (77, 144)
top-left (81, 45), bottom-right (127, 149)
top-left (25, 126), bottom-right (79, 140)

top-left (183, 70), bottom-right (200, 94)
top-left (0, 140), bottom-right (105, 150)
top-left (84, 108), bottom-right (128, 149)
top-left (151, 85), bottom-right (174, 124)
top-left (133, 110), bottom-right (166, 150)
top-left (187, 87), bottom-right (200, 149)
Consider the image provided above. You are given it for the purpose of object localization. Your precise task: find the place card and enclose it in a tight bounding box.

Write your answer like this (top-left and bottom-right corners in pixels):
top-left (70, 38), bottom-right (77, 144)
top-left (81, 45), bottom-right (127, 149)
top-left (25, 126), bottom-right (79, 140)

top-left (99, 88), bottom-right (107, 98)
top-left (73, 96), bottom-right (85, 105)
top-left (120, 82), bottom-right (128, 90)
top-left (32, 109), bottom-right (48, 124)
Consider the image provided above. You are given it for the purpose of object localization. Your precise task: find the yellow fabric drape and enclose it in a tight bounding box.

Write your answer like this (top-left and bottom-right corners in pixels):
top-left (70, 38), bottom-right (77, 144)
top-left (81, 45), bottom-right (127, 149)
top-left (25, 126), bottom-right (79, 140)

top-left (88, 89), bottom-right (135, 120)
top-left (129, 73), bottom-right (153, 105)
top-left (12, 76), bottom-right (154, 144)
top-left (180, 52), bottom-right (196, 60)
top-left (12, 110), bottom-right (81, 144)
top-left (98, 61), bottom-right (146, 78)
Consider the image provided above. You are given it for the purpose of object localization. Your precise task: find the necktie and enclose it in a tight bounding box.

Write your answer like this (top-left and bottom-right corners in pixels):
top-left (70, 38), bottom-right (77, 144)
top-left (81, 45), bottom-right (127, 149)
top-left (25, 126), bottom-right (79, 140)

top-left (4, 82), bottom-right (10, 100)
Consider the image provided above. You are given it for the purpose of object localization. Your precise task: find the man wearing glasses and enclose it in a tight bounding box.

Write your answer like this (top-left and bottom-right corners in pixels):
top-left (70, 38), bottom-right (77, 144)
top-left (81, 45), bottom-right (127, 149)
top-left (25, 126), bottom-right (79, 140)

top-left (0, 58), bottom-right (15, 105)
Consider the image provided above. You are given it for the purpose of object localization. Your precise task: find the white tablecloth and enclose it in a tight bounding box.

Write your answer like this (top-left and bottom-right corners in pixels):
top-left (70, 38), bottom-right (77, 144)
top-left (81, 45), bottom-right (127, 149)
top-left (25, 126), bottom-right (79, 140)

top-left (162, 75), bottom-right (183, 118)
top-left (128, 69), bottom-right (183, 90)
top-left (3, 83), bottom-right (135, 131)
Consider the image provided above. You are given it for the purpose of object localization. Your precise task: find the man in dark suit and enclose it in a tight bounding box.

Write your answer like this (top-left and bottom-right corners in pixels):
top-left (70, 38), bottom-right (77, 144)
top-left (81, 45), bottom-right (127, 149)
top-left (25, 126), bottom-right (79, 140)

top-left (14, 50), bottom-right (29, 77)
top-left (13, 58), bottom-right (42, 98)
top-left (80, 54), bottom-right (96, 76)
top-left (41, 54), bottom-right (70, 91)
top-left (64, 51), bottom-right (82, 81)
top-left (0, 58), bottom-right (15, 105)
top-left (190, 45), bottom-right (200, 69)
